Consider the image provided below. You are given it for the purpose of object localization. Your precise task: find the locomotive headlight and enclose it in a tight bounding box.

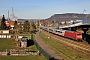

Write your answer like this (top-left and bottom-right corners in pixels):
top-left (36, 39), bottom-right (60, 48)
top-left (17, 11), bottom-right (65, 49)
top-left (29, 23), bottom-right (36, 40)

top-left (77, 36), bottom-right (79, 37)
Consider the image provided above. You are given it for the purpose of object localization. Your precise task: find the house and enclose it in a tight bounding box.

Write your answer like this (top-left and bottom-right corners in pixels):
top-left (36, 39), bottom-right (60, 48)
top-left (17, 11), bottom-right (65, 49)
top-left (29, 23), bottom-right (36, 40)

top-left (47, 21), bottom-right (52, 26)
top-left (40, 21), bottom-right (52, 26)
top-left (40, 22), bottom-right (45, 26)
top-left (6, 21), bottom-right (15, 30)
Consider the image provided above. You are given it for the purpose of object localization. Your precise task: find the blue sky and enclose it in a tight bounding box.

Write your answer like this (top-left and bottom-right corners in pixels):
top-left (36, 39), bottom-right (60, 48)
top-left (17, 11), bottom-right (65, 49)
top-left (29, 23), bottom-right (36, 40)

top-left (0, 0), bottom-right (90, 19)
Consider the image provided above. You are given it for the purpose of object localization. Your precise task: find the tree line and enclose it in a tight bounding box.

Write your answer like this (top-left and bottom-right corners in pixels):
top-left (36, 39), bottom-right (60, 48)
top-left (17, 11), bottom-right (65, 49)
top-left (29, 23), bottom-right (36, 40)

top-left (0, 15), bottom-right (36, 33)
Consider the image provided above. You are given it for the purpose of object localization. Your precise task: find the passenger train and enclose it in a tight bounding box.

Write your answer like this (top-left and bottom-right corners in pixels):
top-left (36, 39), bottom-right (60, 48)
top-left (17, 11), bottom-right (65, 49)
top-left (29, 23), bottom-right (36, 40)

top-left (40, 26), bottom-right (82, 41)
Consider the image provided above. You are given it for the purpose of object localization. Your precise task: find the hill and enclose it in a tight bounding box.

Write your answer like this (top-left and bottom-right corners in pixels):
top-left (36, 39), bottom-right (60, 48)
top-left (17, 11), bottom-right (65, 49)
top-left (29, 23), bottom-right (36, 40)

top-left (44, 13), bottom-right (90, 22)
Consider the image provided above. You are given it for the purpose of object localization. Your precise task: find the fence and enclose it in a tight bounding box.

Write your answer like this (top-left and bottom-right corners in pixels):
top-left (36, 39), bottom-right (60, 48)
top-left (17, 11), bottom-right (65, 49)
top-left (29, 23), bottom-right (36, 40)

top-left (33, 40), bottom-right (50, 60)
top-left (10, 49), bottom-right (39, 56)
top-left (0, 49), bottom-right (39, 56)
top-left (0, 52), bottom-right (7, 56)
top-left (0, 49), bottom-right (7, 56)
top-left (31, 34), bottom-right (51, 60)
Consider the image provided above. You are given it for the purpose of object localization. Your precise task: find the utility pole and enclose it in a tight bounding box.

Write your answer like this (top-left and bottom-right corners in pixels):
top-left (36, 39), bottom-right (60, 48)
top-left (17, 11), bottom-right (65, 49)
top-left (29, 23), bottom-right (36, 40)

top-left (39, 18), bottom-right (40, 32)
top-left (58, 20), bottom-right (60, 29)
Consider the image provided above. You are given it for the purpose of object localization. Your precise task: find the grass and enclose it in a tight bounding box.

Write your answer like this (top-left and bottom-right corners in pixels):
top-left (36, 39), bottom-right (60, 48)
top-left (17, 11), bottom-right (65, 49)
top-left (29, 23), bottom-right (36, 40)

top-left (0, 38), bottom-right (16, 50)
top-left (27, 45), bottom-right (38, 51)
top-left (39, 32), bottom-right (90, 60)
top-left (0, 56), bottom-right (47, 60)
top-left (19, 32), bottom-right (31, 39)
top-left (0, 38), bottom-right (37, 50)
top-left (0, 32), bottom-right (47, 60)
top-left (19, 33), bottom-right (30, 36)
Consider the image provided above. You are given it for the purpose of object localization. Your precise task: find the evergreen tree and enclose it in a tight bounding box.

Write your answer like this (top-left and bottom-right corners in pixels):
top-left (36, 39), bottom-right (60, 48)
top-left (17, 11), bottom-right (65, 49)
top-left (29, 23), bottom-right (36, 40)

top-left (37, 20), bottom-right (39, 27)
top-left (18, 22), bottom-right (23, 32)
top-left (72, 21), bottom-right (74, 24)
top-left (1, 15), bottom-right (6, 30)
top-left (57, 20), bottom-right (60, 29)
top-left (23, 20), bottom-right (30, 32)
top-left (52, 21), bottom-right (54, 26)
top-left (60, 21), bottom-right (62, 25)
top-left (64, 21), bottom-right (67, 25)
top-left (14, 20), bottom-right (18, 29)
top-left (30, 22), bottom-right (34, 32)
top-left (32, 22), bottom-right (36, 29)
top-left (29, 21), bottom-right (37, 33)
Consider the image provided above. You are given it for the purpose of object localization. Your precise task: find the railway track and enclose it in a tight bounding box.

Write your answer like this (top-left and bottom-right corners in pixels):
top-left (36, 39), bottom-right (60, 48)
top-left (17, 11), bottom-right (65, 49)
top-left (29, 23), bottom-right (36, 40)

top-left (40, 29), bottom-right (90, 55)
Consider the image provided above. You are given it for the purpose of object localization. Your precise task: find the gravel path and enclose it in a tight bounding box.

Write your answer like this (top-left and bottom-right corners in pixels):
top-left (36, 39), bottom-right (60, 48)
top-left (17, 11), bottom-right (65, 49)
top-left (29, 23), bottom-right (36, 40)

top-left (34, 32), bottom-right (64, 60)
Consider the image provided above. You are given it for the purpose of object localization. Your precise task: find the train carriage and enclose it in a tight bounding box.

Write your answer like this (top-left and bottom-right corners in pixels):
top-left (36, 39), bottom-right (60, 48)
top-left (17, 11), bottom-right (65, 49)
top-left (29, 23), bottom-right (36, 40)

top-left (49, 28), bottom-right (54, 33)
top-left (53, 29), bottom-right (58, 34)
top-left (56, 29), bottom-right (66, 36)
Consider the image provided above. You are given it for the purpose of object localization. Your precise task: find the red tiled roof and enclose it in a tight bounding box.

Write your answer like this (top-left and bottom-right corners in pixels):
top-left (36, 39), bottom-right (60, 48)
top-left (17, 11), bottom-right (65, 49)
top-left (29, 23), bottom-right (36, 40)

top-left (10, 21), bottom-right (14, 26)
top-left (6, 21), bottom-right (15, 27)
top-left (40, 21), bottom-right (52, 26)
top-left (40, 22), bottom-right (44, 25)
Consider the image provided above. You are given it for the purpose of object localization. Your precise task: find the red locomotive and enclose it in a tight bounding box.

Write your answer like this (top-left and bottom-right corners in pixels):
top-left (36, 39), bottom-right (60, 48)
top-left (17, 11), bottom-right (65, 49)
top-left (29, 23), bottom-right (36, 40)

top-left (64, 31), bottom-right (82, 41)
